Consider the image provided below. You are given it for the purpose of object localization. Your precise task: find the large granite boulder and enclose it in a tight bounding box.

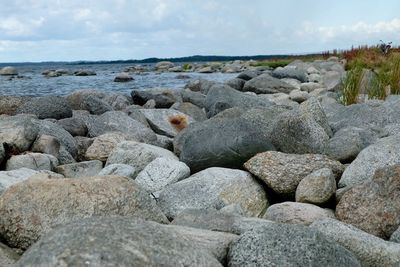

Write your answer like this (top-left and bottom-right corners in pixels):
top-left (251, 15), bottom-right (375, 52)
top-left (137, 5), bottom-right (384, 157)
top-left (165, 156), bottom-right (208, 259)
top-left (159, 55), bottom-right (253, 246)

top-left (170, 102), bottom-right (207, 121)
top-left (0, 96), bottom-right (31, 115)
top-left (311, 218), bottom-right (400, 267)
top-left (204, 84), bottom-right (273, 117)
top-left (15, 217), bottom-right (237, 267)
top-left (184, 79), bottom-right (217, 94)
top-left (85, 111), bottom-right (157, 144)
top-left (6, 153), bottom-right (58, 171)
top-left (244, 151), bottom-right (344, 196)
top-left (84, 132), bottom-right (132, 162)
top-left (0, 168), bottom-right (45, 195)
top-left (175, 106), bottom-right (288, 172)
top-left (338, 134), bottom-right (400, 189)
top-left (272, 65), bottom-right (308, 82)
top-left (0, 67), bottom-right (17, 75)
top-left (0, 176), bottom-right (168, 249)
top-left (243, 73), bottom-right (297, 94)
top-left (16, 96), bottom-right (72, 119)
top-left (228, 223), bottom-right (360, 267)
top-left (106, 141), bottom-right (178, 176)
top-left (336, 165), bottom-right (400, 239)
top-left (157, 167), bottom-right (268, 219)
top-left (181, 89), bottom-right (206, 108)
top-left (67, 89), bottom-right (130, 111)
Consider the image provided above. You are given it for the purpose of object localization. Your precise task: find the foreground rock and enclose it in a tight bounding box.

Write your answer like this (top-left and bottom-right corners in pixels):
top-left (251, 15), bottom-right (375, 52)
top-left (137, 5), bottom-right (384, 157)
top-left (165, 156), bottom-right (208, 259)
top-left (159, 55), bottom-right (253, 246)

top-left (0, 176), bottom-right (167, 249)
top-left (175, 106), bottom-right (288, 172)
top-left (244, 151), bottom-right (343, 195)
top-left (263, 202), bottom-right (335, 225)
top-left (338, 134), bottom-right (400, 189)
top-left (311, 218), bottom-right (400, 267)
top-left (336, 165), bottom-right (400, 239)
top-left (106, 141), bottom-right (178, 176)
top-left (16, 217), bottom-right (236, 267)
top-left (157, 167), bottom-right (268, 219)
top-left (16, 96), bottom-right (72, 119)
top-left (228, 223), bottom-right (361, 267)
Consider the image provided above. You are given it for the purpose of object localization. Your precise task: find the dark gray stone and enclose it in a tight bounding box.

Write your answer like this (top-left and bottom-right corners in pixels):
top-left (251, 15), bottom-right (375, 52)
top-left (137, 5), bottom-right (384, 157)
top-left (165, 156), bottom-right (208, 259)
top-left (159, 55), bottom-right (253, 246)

top-left (16, 96), bottom-right (72, 119)
top-left (243, 73), bottom-right (296, 94)
top-left (181, 89), bottom-right (206, 108)
top-left (272, 66), bottom-right (308, 82)
top-left (225, 78), bottom-right (246, 91)
top-left (57, 117), bottom-right (88, 136)
top-left (131, 88), bottom-right (182, 108)
top-left (171, 102), bottom-right (207, 121)
top-left (205, 84), bottom-right (274, 117)
top-left (184, 79), bottom-right (217, 94)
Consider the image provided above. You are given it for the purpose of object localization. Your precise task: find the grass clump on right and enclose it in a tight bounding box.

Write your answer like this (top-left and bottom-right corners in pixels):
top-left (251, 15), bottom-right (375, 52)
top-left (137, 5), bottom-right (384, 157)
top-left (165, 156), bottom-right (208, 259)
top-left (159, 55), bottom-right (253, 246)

top-left (340, 46), bottom-right (400, 105)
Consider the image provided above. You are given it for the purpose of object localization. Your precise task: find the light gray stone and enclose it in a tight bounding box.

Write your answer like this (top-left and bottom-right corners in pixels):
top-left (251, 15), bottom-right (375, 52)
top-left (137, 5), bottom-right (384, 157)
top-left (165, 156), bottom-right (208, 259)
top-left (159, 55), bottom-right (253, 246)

top-left (6, 153), bottom-right (58, 171)
top-left (55, 160), bottom-right (103, 178)
top-left (263, 202), bottom-right (335, 225)
top-left (106, 141), bottom-right (178, 176)
top-left (243, 73), bottom-right (297, 94)
top-left (244, 151), bottom-right (344, 196)
top-left (135, 158), bottom-right (190, 192)
top-left (311, 218), bottom-right (400, 267)
top-left (157, 167), bottom-right (268, 219)
top-left (98, 164), bottom-right (136, 179)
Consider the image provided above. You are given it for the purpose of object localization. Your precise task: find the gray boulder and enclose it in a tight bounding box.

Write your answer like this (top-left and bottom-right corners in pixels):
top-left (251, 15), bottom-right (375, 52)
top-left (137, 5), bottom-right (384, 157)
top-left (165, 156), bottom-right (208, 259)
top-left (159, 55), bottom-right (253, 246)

top-left (326, 126), bottom-right (381, 162)
top-left (157, 167), bottom-right (268, 220)
top-left (263, 202), bottom-right (335, 225)
top-left (175, 106), bottom-right (288, 172)
top-left (55, 160), bottom-right (103, 178)
top-left (336, 165), bottom-right (400, 239)
top-left (311, 218), bottom-right (400, 267)
top-left (170, 102), bottom-right (207, 121)
top-left (244, 151), bottom-right (344, 196)
top-left (0, 176), bottom-right (168, 249)
top-left (181, 89), bottom-right (206, 108)
top-left (185, 79), bottom-right (217, 94)
top-left (106, 141), bottom-right (178, 176)
top-left (85, 111), bottom-right (157, 144)
top-left (16, 217), bottom-right (236, 267)
top-left (6, 153), bottom-right (58, 171)
top-left (0, 168), bottom-right (40, 195)
top-left (31, 135), bottom-right (60, 159)
top-left (98, 164), bottom-right (136, 179)
top-left (135, 158), bottom-right (190, 192)
top-left (131, 88), bottom-right (182, 108)
top-left (138, 109), bottom-right (195, 137)
top-left (272, 66), bottom-right (308, 82)
top-left (243, 73), bottom-right (296, 94)
top-left (16, 96), bottom-right (72, 119)
top-left (0, 96), bottom-right (30, 115)
top-left (237, 70), bottom-right (262, 81)
top-left (228, 223), bottom-right (361, 267)
top-left (34, 119), bottom-right (78, 158)
top-left (391, 227), bottom-right (400, 243)
top-left (67, 89), bottom-right (130, 111)
top-left (204, 84), bottom-right (274, 117)
top-left (339, 134), bottom-right (400, 188)
top-left (0, 114), bottom-right (38, 153)
top-left (57, 117), bottom-right (88, 136)
top-left (85, 132), bottom-right (132, 162)
top-left (114, 72), bottom-right (134, 82)
top-left (225, 78), bottom-right (245, 91)
top-left (295, 168), bottom-right (337, 205)
top-left (299, 97), bottom-right (333, 137)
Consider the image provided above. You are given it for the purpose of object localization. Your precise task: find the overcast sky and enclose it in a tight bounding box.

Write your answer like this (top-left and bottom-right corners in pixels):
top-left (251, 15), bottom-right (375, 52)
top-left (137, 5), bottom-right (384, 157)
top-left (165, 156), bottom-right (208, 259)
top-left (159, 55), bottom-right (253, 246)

top-left (0, 0), bottom-right (399, 62)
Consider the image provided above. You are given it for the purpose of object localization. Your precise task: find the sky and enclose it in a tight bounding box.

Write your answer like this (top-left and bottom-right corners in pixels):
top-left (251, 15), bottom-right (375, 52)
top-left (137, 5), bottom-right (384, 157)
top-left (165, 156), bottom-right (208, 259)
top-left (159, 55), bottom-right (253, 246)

top-left (0, 0), bottom-right (400, 62)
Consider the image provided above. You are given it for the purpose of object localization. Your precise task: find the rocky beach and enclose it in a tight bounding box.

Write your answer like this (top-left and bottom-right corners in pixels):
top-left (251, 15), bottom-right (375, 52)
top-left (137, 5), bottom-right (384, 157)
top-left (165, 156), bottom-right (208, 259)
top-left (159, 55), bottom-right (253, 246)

top-left (0, 56), bottom-right (400, 267)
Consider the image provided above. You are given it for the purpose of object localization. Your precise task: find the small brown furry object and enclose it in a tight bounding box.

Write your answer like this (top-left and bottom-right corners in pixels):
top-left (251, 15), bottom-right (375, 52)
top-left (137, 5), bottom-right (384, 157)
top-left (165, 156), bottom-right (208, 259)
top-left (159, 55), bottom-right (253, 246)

top-left (168, 114), bottom-right (188, 131)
